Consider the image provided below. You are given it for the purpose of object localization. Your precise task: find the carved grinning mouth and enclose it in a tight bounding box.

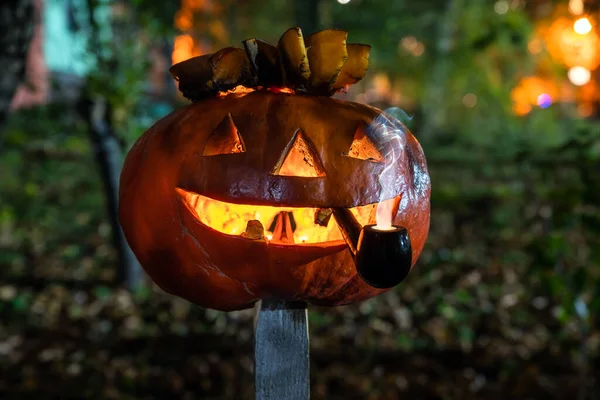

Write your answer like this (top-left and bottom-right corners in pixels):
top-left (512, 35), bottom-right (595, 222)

top-left (176, 188), bottom-right (377, 246)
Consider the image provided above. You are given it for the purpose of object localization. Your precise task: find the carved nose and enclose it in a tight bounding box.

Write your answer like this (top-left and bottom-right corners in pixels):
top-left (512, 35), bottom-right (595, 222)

top-left (271, 129), bottom-right (326, 178)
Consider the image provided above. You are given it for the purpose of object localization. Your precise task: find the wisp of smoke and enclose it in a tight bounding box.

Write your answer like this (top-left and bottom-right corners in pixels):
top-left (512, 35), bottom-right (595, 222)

top-left (366, 107), bottom-right (413, 230)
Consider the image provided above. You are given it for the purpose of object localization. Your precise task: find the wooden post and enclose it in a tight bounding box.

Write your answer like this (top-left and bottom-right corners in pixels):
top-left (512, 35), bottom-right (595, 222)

top-left (254, 299), bottom-right (309, 400)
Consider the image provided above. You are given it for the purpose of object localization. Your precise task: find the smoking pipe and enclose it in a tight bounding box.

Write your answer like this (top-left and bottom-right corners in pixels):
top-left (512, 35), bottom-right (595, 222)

top-left (332, 208), bottom-right (412, 289)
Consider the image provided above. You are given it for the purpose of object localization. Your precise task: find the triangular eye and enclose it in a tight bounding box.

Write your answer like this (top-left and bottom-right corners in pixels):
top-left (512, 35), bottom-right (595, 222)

top-left (271, 129), bottom-right (326, 177)
top-left (202, 113), bottom-right (246, 156)
top-left (343, 123), bottom-right (383, 162)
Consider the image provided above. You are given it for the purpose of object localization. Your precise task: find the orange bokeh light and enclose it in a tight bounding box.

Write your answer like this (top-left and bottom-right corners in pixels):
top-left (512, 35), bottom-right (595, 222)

top-left (172, 0), bottom-right (226, 66)
top-left (172, 34), bottom-right (201, 65)
top-left (546, 17), bottom-right (600, 70)
top-left (511, 76), bottom-right (559, 116)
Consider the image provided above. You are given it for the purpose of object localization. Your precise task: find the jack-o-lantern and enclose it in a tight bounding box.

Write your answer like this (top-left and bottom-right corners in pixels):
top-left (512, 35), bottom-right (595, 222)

top-left (119, 28), bottom-right (431, 311)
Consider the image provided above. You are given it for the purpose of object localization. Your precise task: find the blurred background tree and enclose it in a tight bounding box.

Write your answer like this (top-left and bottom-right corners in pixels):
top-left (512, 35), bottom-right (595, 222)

top-left (1, 0), bottom-right (599, 398)
top-left (0, 0), bottom-right (34, 133)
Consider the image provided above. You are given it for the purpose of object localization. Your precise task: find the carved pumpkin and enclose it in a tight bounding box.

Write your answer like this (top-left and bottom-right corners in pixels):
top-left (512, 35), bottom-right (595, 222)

top-left (119, 28), bottom-right (431, 311)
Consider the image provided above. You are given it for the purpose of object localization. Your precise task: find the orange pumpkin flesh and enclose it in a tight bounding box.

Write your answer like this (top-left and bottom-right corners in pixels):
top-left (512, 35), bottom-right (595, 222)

top-left (119, 89), bottom-right (430, 311)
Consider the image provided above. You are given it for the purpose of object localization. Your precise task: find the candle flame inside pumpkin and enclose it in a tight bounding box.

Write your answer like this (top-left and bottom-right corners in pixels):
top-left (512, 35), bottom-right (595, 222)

top-left (179, 188), bottom-right (376, 244)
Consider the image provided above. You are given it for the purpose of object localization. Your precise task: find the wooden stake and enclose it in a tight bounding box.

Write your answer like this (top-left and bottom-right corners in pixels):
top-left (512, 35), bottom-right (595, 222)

top-left (254, 299), bottom-right (309, 400)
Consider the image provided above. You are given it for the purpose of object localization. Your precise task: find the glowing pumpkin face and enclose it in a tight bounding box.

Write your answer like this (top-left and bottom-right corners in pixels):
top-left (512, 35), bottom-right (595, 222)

top-left (119, 89), bottom-right (430, 311)
top-left (120, 27), bottom-right (431, 311)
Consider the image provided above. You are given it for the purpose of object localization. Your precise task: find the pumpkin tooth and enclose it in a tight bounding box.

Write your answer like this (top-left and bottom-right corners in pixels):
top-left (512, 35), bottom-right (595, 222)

top-left (283, 212), bottom-right (295, 244)
top-left (314, 208), bottom-right (333, 227)
top-left (270, 211), bottom-right (295, 244)
top-left (241, 220), bottom-right (265, 240)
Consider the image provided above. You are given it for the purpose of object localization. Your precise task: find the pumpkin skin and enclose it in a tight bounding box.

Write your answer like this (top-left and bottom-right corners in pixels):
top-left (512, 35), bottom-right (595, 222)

top-left (119, 90), bottom-right (430, 311)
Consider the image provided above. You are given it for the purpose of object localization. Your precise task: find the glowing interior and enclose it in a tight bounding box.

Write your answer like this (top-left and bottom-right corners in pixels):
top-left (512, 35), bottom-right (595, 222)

top-left (215, 86), bottom-right (294, 98)
top-left (179, 189), bottom-right (376, 244)
top-left (272, 130), bottom-right (326, 178)
top-left (202, 114), bottom-right (246, 156)
top-left (346, 124), bottom-right (384, 162)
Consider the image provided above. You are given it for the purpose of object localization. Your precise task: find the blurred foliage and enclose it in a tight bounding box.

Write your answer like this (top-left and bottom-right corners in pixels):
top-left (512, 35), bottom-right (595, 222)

top-left (1, 0), bottom-right (600, 398)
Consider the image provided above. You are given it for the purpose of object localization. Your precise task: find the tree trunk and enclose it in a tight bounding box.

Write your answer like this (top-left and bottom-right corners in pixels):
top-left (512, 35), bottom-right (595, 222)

top-left (0, 0), bottom-right (34, 134)
top-left (77, 96), bottom-right (143, 289)
top-left (80, 0), bottom-right (143, 289)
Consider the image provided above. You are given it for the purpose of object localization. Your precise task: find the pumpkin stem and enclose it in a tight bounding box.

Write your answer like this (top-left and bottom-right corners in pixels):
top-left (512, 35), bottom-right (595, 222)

top-left (169, 27), bottom-right (371, 101)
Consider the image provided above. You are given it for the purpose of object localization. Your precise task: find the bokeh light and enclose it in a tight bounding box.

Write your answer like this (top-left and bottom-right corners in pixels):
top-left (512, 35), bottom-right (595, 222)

top-left (172, 34), bottom-right (201, 64)
top-left (546, 17), bottom-right (600, 70)
top-left (536, 93), bottom-right (552, 108)
top-left (574, 17), bottom-right (592, 34)
top-left (511, 76), bottom-right (559, 116)
top-left (568, 66), bottom-right (591, 85)
top-left (399, 36), bottom-right (425, 57)
top-left (568, 0), bottom-right (584, 15)
top-left (338, 0), bottom-right (351, 4)
top-left (462, 93), bottom-right (477, 108)
top-left (494, 1), bottom-right (509, 15)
